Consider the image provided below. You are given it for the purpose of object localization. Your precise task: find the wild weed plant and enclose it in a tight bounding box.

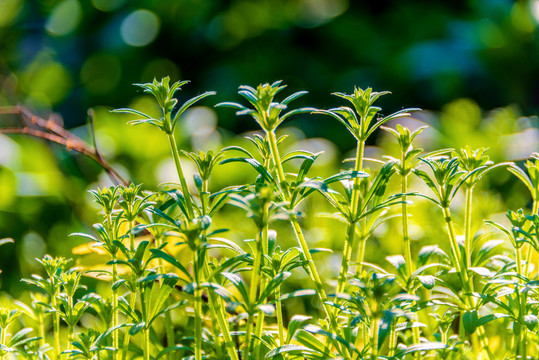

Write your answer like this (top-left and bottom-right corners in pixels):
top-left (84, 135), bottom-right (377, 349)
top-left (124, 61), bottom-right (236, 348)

top-left (1, 77), bottom-right (538, 360)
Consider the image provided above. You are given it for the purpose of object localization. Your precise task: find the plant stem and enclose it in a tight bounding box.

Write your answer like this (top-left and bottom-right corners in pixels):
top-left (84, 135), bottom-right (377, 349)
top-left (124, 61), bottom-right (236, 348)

top-left (68, 295), bottom-right (74, 351)
top-left (253, 282), bottom-right (267, 360)
top-left (197, 175), bottom-right (226, 359)
top-left (463, 187), bottom-right (493, 360)
top-left (526, 200), bottom-right (539, 277)
top-left (276, 285), bottom-right (285, 346)
top-left (356, 237), bottom-right (367, 278)
top-left (107, 212), bottom-right (120, 360)
top-left (444, 206), bottom-right (492, 359)
top-left (111, 260), bottom-right (119, 353)
top-left (401, 168), bottom-right (421, 359)
top-left (442, 207), bottom-right (467, 286)
top-left (515, 245), bottom-right (527, 358)
top-left (333, 141), bottom-right (364, 350)
top-left (202, 264), bottom-right (239, 360)
top-left (156, 234), bottom-right (176, 360)
top-left (38, 312), bottom-right (46, 348)
top-left (254, 223), bottom-right (269, 360)
top-left (266, 129), bottom-right (350, 358)
top-left (206, 294), bottom-right (224, 359)
top-left (353, 140), bottom-right (368, 279)
top-left (0, 326), bottom-right (5, 360)
top-left (52, 295), bottom-right (61, 360)
top-left (121, 291), bottom-right (136, 360)
top-left (243, 230), bottom-right (263, 358)
top-left (194, 248), bottom-right (203, 360)
top-left (121, 219), bottom-right (138, 360)
top-left (139, 286), bottom-right (151, 360)
top-left (337, 222), bottom-right (357, 296)
top-left (338, 139), bottom-right (365, 290)
top-left (167, 132), bottom-right (194, 219)
top-left (388, 321), bottom-right (397, 357)
top-left (464, 187), bottom-right (473, 270)
top-left (371, 318), bottom-right (379, 360)
top-left (401, 170), bottom-right (413, 279)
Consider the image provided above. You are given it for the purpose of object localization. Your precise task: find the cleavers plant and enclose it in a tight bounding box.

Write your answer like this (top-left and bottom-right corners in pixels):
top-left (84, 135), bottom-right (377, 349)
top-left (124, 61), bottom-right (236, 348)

top-left (1, 78), bottom-right (539, 360)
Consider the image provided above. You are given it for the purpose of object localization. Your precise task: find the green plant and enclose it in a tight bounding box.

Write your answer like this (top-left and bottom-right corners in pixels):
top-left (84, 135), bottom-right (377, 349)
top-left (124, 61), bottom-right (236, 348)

top-left (316, 88), bottom-right (418, 295)
top-left (3, 78), bottom-right (539, 360)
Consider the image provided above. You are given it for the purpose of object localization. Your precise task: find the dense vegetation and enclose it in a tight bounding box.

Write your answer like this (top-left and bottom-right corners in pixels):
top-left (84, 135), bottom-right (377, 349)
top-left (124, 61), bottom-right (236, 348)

top-left (0, 78), bottom-right (538, 360)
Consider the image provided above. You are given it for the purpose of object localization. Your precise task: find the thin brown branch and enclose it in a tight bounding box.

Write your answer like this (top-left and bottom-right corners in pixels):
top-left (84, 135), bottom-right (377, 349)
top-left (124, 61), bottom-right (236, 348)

top-left (0, 106), bottom-right (129, 186)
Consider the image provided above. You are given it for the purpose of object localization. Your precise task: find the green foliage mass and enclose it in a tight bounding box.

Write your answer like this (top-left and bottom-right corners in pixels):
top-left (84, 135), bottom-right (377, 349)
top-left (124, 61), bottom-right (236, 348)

top-left (0, 78), bottom-right (538, 359)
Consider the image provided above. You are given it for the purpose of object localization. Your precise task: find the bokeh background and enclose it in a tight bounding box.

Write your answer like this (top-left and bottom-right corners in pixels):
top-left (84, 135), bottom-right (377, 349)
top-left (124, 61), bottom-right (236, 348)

top-left (0, 0), bottom-right (538, 295)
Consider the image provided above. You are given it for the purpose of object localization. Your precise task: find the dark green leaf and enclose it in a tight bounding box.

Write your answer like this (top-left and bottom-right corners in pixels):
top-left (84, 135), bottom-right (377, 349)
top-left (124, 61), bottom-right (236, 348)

top-left (463, 310), bottom-right (478, 334)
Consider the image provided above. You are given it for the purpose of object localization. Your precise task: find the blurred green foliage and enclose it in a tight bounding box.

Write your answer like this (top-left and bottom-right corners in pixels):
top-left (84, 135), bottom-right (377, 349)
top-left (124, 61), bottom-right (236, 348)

top-left (0, 0), bottom-right (538, 299)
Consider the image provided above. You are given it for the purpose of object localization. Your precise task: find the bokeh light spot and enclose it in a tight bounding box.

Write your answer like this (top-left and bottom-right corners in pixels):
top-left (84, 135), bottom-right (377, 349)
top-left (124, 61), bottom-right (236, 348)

top-left (478, 19), bottom-right (505, 49)
top-left (45, 0), bottom-right (82, 36)
top-left (21, 55), bottom-right (72, 106)
top-left (0, 0), bottom-right (24, 27)
top-left (80, 53), bottom-right (122, 95)
top-left (288, 0), bottom-right (348, 28)
top-left (141, 58), bottom-right (180, 83)
top-left (532, 0), bottom-right (539, 23)
top-left (92, 0), bottom-right (126, 12)
top-left (121, 10), bottom-right (160, 47)
top-left (511, 1), bottom-right (535, 33)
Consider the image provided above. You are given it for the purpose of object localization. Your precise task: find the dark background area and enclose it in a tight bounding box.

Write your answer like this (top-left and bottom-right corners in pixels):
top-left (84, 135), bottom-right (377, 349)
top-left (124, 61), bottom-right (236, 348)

top-left (2, 1), bottom-right (538, 139)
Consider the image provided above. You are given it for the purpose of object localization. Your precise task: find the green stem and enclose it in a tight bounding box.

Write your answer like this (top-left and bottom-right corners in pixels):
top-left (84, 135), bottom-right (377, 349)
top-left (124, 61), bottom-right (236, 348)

top-left (527, 200), bottom-right (539, 277)
top-left (402, 172), bottom-right (413, 279)
top-left (371, 318), bottom-right (379, 360)
top-left (462, 187), bottom-right (473, 352)
top-left (38, 313), bottom-right (46, 348)
top-left (198, 179), bottom-right (238, 360)
top-left (1, 325), bottom-right (6, 360)
top-left (463, 187), bottom-right (493, 360)
top-left (356, 236), bottom-right (367, 278)
top-left (68, 295), bottom-right (74, 351)
top-left (121, 292), bottom-right (137, 360)
top-left (290, 215), bottom-right (349, 357)
top-left (253, 281), bottom-right (267, 360)
top-left (194, 248), bottom-right (203, 360)
top-left (139, 285), bottom-right (151, 360)
top-left (388, 320), bottom-right (397, 357)
top-left (338, 139), bottom-right (364, 287)
top-left (401, 170), bottom-right (421, 359)
top-left (52, 295), bottom-right (61, 360)
top-left (203, 264), bottom-right (239, 360)
top-left (337, 222), bottom-right (357, 296)
top-left (516, 246), bottom-right (527, 358)
top-left (349, 139), bottom-right (365, 218)
top-left (156, 234), bottom-right (176, 359)
top-left (442, 207), bottom-right (467, 286)
top-left (254, 223), bottom-right (269, 360)
top-left (276, 285), bottom-right (285, 346)
top-left (441, 329), bottom-right (448, 360)
top-left (167, 132), bottom-right (195, 219)
top-left (354, 140), bottom-right (367, 279)
top-left (68, 323), bottom-right (74, 351)
top-left (444, 206), bottom-right (492, 359)
top-left (161, 258), bottom-right (177, 358)
top-left (112, 259), bottom-right (119, 357)
top-left (266, 129), bottom-right (350, 358)
top-left (106, 212), bottom-right (120, 360)
top-left (207, 294), bottom-right (224, 359)
top-left (123, 219), bottom-right (139, 360)
top-left (464, 187), bottom-right (473, 270)
top-left (199, 180), bottom-right (226, 359)
top-left (243, 230), bottom-right (263, 358)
